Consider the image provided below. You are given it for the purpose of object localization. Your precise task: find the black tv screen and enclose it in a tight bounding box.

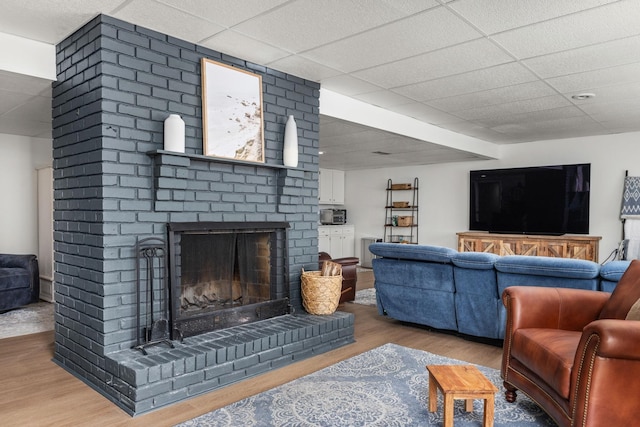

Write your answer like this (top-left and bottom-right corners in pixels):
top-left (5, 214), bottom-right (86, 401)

top-left (469, 163), bottom-right (590, 235)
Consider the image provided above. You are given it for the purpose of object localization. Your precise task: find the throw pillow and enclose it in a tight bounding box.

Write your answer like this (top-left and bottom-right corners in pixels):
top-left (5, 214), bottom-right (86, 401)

top-left (600, 259), bottom-right (640, 319)
top-left (626, 298), bottom-right (640, 320)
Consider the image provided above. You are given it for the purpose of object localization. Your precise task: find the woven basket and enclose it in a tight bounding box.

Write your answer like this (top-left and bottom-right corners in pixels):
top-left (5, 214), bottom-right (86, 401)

top-left (392, 201), bottom-right (410, 208)
top-left (397, 216), bottom-right (413, 226)
top-left (301, 270), bottom-right (342, 315)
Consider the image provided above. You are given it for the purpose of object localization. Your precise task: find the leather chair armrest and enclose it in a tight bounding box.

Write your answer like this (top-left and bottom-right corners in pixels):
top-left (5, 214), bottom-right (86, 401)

top-left (582, 319), bottom-right (640, 360)
top-left (569, 318), bottom-right (640, 426)
top-left (503, 286), bottom-right (609, 332)
top-left (329, 257), bottom-right (359, 267)
top-left (319, 252), bottom-right (331, 262)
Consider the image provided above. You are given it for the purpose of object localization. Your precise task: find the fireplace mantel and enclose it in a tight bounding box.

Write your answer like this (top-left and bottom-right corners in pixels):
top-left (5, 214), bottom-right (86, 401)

top-left (149, 151), bottom-right (313, 214)
top-left (148, 150), bottom-right (315, 172)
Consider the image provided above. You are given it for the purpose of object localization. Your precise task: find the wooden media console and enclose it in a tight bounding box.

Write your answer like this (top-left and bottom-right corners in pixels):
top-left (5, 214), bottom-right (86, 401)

top-left (457, 232), bottom-right (601, 262)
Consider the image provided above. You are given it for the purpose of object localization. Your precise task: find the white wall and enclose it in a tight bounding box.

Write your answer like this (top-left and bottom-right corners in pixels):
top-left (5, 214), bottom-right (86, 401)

top-left (0, 134), bottom-right (52, 254)
top-left (345, 131), bottom-right (640, 263)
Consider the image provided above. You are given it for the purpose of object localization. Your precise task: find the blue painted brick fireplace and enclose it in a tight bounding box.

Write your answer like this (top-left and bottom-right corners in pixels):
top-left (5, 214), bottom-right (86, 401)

top-left (51, 14), bottom-right (354, 415)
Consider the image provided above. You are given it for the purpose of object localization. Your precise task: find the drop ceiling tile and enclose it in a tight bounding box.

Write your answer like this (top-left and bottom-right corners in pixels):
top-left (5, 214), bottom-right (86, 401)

top-left (232, 0), bottom-right (407, 53)
top-left (0, 90), bottom-right (32, 115)
top-left (523, 35), bottom-right (640, 78)
top-left (569, 82), bottom-right (640, 106)
top-left (321, 130), bottom-right (384, 148)
top-left (7, 95), bottom-right (52, 123)
top-left (379, 0), bottom-right (440, 15)
top-left (546, 62), bottom-right (640, 94)
top-left (491, 1), bottom-right (640, 59)
top-left (491, 116), bottom-right (607, 141)
top-left (353, 90), bottom-right (414, 108)
top-left (0, 71), bottom-right (52, 96)
top-left (455, 95), bottom-right (572, 121)
top-left (319, 116), bottom-right (372, 138)
top-left (386, 102), bottom-right (465, 125)
top-left (475, 105), bottom-right (585, 128)
top-left (353, 38), bottom-right (514, 88)
top-left (579, 97), bottom-right (640, 116)
top-left (441, 120), bottom-right (515, 143)
top-left (0, 0), bottom-right (126, 43)
top-left (200, 30), bottom-right (290, 65)
top-left (0, 116), bottom-right (52, 138)
top-left (426, 81), bottom-right (558, 112)
top-left (320, 75), bottom-right (382, 96)
top-left (301, 7), bottom-right (482, 73)
top-left (156, 0), bottom-right (288, 27)
top-left (392, 62), bottom-right (537, 101)
top-left (114, 0), bottom-right (225, 44)
top-left (267, 55), bottom-right (341, 82)
top-left (593, 111), bottom-right (640, 133)
top-left (448, 0), bottom-right (617, 35)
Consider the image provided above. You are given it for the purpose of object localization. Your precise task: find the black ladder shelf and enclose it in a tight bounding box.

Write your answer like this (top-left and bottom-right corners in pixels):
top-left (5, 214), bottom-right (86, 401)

top-left (384, 177), bottom-right (419, 244)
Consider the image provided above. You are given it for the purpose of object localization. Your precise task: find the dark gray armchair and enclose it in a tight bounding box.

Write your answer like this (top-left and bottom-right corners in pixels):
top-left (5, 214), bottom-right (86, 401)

top-left (0, 254), bottom-right (39, 311)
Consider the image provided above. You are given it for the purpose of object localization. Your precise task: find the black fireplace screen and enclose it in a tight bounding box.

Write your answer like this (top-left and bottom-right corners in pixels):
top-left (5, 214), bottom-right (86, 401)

top-left (168, 222), bottom-right (290, 338)
top-left (179, 232), bottom-right (271, 312)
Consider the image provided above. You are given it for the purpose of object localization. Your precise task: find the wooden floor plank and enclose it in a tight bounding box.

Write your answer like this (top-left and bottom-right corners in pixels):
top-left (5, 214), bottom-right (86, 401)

top-left (0, 272), bottom-right (503, 426)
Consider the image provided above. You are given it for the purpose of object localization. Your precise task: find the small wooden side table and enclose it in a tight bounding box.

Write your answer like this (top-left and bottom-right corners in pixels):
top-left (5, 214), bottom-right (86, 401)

top-left (426, 364), bottom-right (498, 427)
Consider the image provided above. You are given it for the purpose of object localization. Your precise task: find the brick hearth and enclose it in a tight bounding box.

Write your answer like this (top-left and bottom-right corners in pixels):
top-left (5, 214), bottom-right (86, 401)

top-left (106, 312), bottom-right (354, 414)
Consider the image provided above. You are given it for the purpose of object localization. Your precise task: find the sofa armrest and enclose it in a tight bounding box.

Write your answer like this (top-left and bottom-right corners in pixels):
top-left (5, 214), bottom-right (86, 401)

top-left (0, 254), bottom-right (37, 270)
top-left (503, 286), bottom-right (609, 332)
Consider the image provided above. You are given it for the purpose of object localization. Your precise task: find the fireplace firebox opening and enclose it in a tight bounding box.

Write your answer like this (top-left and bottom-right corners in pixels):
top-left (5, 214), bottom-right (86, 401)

top-left (167, 222), bottom-right (291, 338)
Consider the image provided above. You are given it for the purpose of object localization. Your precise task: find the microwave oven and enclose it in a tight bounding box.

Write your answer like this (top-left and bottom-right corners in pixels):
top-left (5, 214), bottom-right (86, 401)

top-left (320, 209), bottom-right (347, 225)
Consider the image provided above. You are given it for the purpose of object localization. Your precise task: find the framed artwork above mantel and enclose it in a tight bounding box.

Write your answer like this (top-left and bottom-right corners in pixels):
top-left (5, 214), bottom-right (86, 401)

top-left (201, 58), bottom-right (265, 163)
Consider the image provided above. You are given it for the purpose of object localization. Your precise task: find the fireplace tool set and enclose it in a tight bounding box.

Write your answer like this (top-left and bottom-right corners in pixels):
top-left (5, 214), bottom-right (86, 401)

top-left (134, 237), bottom-right (174, 354)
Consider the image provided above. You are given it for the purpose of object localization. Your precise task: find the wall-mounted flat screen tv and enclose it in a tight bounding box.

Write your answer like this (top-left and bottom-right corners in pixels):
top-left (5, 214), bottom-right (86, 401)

top-left (469, 163), bottom-right (590, 235)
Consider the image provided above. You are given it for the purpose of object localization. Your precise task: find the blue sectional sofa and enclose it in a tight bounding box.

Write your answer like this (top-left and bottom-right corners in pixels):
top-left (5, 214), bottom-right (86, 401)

top-left (369, 242), bottom-right (630, 340)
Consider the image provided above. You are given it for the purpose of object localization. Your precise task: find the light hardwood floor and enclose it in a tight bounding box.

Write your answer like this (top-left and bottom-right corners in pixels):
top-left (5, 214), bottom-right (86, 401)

top-left (0, 271), bottom-right (503, 427)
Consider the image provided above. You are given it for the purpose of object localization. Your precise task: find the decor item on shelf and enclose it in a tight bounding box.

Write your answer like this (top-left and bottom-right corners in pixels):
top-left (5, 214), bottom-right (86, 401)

top-left (283, 114), bottom-right (299, 167)
top-left (163, 114), bottom-right (185, 153)
top-left (397, 216), bottom-right (413, 226)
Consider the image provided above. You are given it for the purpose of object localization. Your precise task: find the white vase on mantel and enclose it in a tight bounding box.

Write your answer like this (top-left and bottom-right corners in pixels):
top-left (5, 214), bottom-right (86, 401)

top-left (283, 115), bottom-right (299, 167)
top-left (164, 114), bottom-right (185, 153)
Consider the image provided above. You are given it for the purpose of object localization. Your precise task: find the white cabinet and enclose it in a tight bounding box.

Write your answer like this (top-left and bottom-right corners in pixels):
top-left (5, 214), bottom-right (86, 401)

top-left (319, 226), bottom-right (331, 254)
top-left (318, 225), bottom-right (355, 258)
top-left (319, 168), bottom-right (345, 205)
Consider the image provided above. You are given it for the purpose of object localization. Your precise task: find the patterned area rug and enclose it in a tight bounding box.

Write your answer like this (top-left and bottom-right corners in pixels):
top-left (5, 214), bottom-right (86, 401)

top-left (350, 287), bottom-right (377, 306)
top-left (176, 343), bottom-right (555, 426)
top-left (0, 302), bottom-right (54, 339)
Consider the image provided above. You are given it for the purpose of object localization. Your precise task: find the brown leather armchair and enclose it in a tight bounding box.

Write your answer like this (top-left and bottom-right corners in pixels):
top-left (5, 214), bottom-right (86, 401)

top-left (501, 260), bottom-right (640, 427)
top-left (319, 252), bottom-right (358, 303)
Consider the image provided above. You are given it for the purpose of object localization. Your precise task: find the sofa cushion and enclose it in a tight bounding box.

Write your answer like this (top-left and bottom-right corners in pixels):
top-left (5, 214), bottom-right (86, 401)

top-left (368, 243), bottom-right (456, 264)
top-left (600, 260), bottom-right (640, 320)
top-left (600, 260), bottom-right (631, 283)
top-left (511, 328), bottom-right (582, 399)
top-left (451, 252), bottom-right (499, 270)
top-left (0, 268), bottom-right (31, 291)
top-left (495, 255), bottom-right (599, 279)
